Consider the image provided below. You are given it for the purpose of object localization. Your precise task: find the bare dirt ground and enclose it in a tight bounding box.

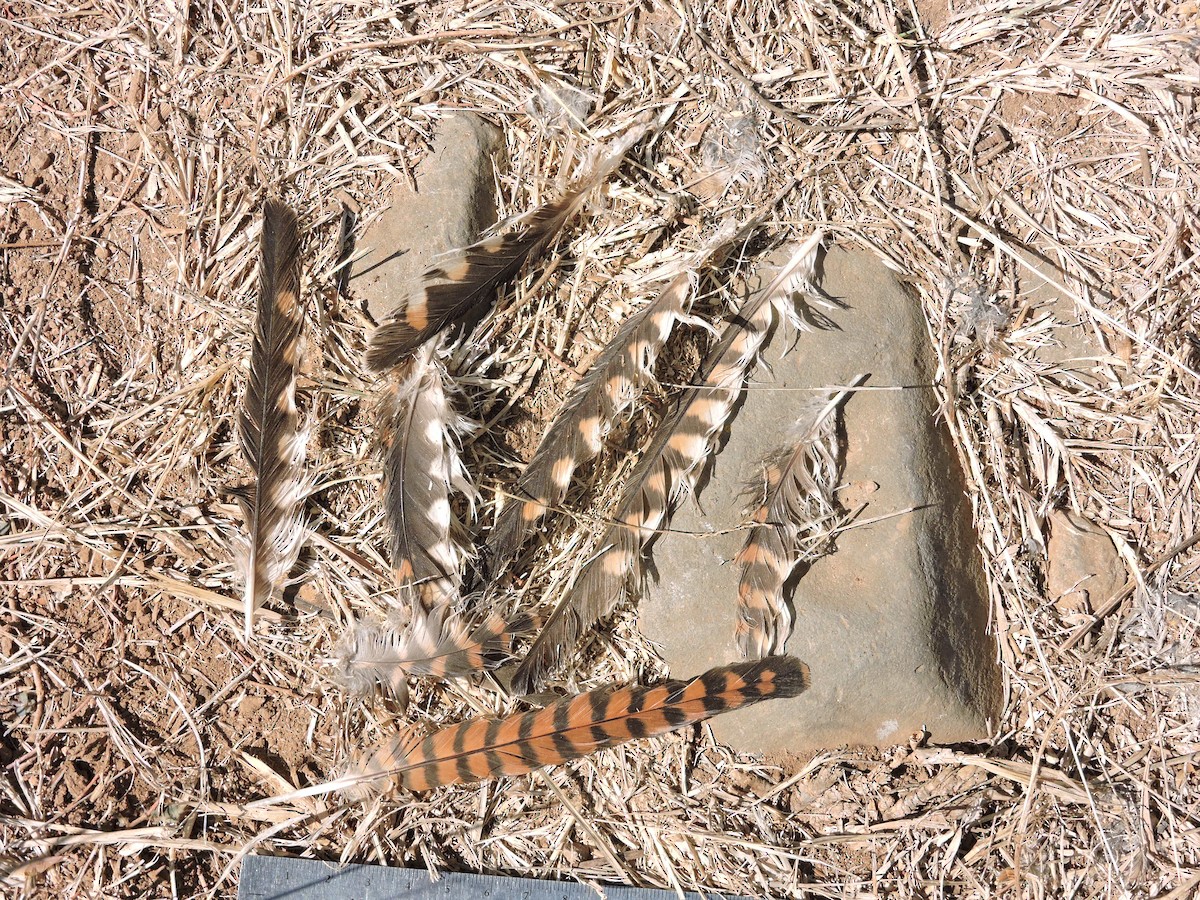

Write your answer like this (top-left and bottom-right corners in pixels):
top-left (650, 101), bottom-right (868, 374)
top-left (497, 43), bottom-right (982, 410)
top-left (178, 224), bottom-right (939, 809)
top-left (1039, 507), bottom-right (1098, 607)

top-left (2, 0), bottom-right (1198, 897)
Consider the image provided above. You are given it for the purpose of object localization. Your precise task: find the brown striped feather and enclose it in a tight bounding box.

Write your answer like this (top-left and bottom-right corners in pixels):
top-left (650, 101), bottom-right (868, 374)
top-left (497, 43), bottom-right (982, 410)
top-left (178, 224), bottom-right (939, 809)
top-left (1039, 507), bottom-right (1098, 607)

top-left (483, 213), bottom-right (794, 575)
top-left (735, 378), bottom-right (860, 658)
top-left (332, 608), bottom-right (532, 702)
top-left (348, 656), bottom-right (809, 795)
top-left (484, 271), bottom-right (693, 572)
top-left (513, 234), bottom-right (825, 693)
top-left (234, 200), bottom-right (307, 640)
top-left (366, 124), bottom-right (649, 372)
top-left (379, 341), bottom-right (475, 609)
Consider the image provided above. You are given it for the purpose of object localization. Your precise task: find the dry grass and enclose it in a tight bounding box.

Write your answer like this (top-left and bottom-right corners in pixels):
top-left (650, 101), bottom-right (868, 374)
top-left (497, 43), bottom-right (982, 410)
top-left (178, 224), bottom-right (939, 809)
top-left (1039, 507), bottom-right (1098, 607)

top-left (2, 0), bottom-right (1199, 897)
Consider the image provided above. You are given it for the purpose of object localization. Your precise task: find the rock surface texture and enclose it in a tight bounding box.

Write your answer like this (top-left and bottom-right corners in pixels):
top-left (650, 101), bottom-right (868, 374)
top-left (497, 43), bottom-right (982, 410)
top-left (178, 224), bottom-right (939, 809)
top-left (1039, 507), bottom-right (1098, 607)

top-left (1046, 510), bottom-right (1125, 615)
top-left (354, 113), bottom-right (503, 323)
top-left (639, 246), bottom-right (1002, 753)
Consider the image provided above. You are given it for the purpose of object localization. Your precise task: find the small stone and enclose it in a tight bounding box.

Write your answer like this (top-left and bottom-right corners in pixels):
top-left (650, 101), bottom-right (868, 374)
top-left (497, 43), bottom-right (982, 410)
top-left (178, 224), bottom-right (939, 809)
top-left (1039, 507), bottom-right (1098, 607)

top-left (639, 246), bottom-right (1001, 753)
top-left (1046, 510), bottom-right (1125, 615)
top-left (29, 149), bottom-right (53, 171)
top-left (354, 112), bottom-right (504, 324)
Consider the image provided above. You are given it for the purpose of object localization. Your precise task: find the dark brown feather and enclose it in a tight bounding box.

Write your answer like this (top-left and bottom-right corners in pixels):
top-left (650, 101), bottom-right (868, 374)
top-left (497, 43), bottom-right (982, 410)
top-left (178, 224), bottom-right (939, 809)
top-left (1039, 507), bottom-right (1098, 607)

top-left (484, 269), bottom-right (693, 571)
top-left (366, 126), bottom-right (648, 371)
top-left (235, 200), bottom-right (306, 640)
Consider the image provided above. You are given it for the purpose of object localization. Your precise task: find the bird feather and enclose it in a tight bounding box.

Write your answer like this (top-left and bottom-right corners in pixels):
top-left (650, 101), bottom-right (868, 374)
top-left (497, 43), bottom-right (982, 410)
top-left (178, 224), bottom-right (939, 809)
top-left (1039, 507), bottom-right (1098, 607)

top-left (366, 124), bottom-right (649, 371)
top-left (234, 200), bottom-right (307, 640)
top-left (735, 378), bottom-right (862, 658)
top-left (512, 234), bottom-right (824, 693)
top-left (332, 607), bottom-right (531, 703)
top-left (378, 341), bottom-right (476, 609)
top-left (346, 655), bottom-right (808, 795)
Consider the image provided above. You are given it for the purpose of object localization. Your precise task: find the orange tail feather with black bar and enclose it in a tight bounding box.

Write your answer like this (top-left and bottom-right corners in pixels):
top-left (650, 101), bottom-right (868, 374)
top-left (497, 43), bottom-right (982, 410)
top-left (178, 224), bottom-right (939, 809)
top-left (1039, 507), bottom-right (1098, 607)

top-left (348, 656), bottom-right (809, 795)
top-left (234, 200), bottom-right (307, 640)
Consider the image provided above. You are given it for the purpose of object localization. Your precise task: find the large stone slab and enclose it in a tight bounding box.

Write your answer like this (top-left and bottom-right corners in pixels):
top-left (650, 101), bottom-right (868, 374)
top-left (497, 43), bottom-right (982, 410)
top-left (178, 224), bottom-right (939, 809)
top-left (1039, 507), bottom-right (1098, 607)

top-left (353, 112), bottom-right (504, 323)
top-left (639, 246), bottom-right (1001, 753)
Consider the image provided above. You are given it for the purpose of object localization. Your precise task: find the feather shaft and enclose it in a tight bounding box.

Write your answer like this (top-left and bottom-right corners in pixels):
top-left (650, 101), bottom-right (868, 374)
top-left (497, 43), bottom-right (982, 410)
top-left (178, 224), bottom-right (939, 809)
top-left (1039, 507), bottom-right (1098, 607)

top-left (366, 125), bottom-right (648, 371)
top-left (513, 235), bottom-right (823, 692)
top-left (235, 200), bottom-right (306, 640)
top-left (351, 656), bottom-right (808, 794)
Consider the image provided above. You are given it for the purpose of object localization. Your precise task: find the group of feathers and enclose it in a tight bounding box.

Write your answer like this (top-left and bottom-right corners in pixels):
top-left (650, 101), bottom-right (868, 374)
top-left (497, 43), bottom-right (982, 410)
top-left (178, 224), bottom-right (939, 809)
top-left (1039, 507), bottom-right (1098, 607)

top-left (232, 121), bottom-right (847, 799)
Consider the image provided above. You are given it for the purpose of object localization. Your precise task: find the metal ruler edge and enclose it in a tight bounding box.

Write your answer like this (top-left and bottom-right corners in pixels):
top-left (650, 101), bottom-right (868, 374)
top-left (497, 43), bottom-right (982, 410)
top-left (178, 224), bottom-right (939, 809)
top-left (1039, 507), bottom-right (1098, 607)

top-left (238, 854), bottom-right (756, 900)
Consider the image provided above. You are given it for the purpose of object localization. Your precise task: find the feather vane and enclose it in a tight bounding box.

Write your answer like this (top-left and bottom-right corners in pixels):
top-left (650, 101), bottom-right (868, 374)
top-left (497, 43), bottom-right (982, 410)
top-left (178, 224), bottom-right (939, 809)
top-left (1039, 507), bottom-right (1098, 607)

top-left (513, 234), bottom-right (824, 693)
top-left (366, 125), bottom-right (648, 371)
top-left (379, 341), bottom-right (475, 608)
top-left (348, 655), bottom-right (808, 795)
top-left (735, 379), bottom-right (860, 658)
top-left (235, 200), bottom-right (307, 640)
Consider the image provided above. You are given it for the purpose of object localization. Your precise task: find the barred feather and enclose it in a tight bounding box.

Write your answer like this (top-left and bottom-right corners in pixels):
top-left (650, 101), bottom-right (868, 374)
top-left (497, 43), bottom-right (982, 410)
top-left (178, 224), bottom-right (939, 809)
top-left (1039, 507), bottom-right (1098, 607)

top-left (234, 200), bottom-right (307, 640)
top-left (485, 190), bottom-right (799, 573)
top-left (348, 656), bottom-right (808, 795)
top-left (366, 125), bottom-right (648, 371)
top-left (513, 234), bottom-right (824, 693)
top-left (484, 272), bottom-right (693, 570)
top-left (332, 608), bottom-right (531, 703)
top-left (735, 379), bottom-right (861, 659)
top-left (379, 341), bottom-right (475, 609)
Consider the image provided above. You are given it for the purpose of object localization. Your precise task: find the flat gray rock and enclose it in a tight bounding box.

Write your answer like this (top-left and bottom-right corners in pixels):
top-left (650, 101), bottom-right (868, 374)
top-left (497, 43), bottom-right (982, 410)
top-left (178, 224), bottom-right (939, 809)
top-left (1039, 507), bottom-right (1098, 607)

top-left (238, 857), bottom-right (741, 900)
top-left (354, 112), bottom-right (503, 323)
top-left (639, 246), bottom-right (1001, 753)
